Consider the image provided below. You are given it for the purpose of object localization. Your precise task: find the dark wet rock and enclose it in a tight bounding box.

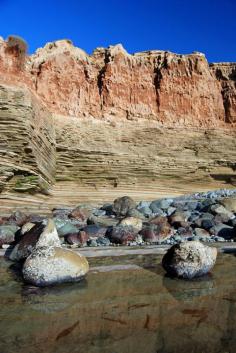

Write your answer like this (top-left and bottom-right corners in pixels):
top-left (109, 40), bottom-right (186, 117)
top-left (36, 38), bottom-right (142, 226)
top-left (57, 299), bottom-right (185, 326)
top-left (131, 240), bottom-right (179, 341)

top-left (82, 225), bottom-right (107, 238)
top-left (109, 226), bottom-right (136, 244)
top-left (201, 219), bottom-right (215, 230)
top-left (100, 203), bottom-right (114, 216)
top-left (112, 196), bottom-right (136, 217)
top-left (0, 225), bottom-right (19, 246)
top-left (9, 219), bottom-right (61, 261)
top-left (209, 224), bottom-right (235, 240)
top-left (162, 241), bottom-right (217, 279)
top-left (22, 246), bottom-right (89, 287)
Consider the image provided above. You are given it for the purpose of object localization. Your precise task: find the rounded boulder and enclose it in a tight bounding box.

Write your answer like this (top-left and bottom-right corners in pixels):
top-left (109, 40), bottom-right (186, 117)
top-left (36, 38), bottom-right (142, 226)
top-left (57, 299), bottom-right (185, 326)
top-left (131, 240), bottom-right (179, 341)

top-left (22, 246), bottom-right (89, 287)
top-left (162, 241), bottom-right (217, 279)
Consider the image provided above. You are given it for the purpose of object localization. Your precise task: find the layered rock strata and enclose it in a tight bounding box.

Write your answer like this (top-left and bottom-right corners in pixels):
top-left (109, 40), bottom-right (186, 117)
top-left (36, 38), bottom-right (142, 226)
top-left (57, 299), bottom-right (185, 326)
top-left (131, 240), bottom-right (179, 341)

top-left (0, 84), bottom-right (56, 194)
top-left (0, 37), bottom-right (235, 210)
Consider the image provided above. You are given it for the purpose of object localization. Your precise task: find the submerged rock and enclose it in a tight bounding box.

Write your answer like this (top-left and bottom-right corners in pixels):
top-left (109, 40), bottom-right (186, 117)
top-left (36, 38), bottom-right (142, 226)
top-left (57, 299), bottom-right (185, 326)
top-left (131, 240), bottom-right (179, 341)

top-left (22, 246), bottom-right (89, 286)
top-left (162, 241), bottom-right (217, 279)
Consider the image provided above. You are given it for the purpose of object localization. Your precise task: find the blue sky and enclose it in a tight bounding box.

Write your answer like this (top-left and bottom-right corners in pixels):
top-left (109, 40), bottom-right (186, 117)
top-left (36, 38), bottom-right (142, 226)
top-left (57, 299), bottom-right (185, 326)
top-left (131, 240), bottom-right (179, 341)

top-left (0, 0), bottom-right (235, 62)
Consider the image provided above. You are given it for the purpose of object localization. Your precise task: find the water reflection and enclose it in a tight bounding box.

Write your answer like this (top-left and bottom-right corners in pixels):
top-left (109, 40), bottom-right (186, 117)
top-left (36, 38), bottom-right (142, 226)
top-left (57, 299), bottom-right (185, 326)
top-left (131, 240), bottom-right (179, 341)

top-left (163, 273), bottom-right (216, 301)
top-left (0, 254), bottom-right (236, 353)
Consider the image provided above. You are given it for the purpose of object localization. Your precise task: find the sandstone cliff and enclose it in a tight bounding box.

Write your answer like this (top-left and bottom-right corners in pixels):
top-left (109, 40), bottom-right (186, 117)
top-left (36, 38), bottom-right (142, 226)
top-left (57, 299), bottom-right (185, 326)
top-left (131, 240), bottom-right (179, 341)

top-left (0, 37), bottom-right (235, 211)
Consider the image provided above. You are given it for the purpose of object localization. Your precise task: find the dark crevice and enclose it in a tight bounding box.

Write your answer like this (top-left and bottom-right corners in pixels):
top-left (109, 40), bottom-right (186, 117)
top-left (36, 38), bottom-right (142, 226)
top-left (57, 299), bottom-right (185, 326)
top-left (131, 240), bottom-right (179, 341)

top-left (34, 61), bottom-right (45, 92)
top-left (97, 49), bottom-right (111, 110)
top-left (154, 54), bottom-right (168, 111)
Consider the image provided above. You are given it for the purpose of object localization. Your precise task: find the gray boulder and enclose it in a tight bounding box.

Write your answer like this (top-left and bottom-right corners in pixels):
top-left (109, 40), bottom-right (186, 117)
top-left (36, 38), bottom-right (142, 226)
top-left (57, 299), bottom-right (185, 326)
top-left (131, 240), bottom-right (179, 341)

top-left (112, 196), bottom-right (136, 217)
top-left (162, 241), bottom-right (217, 279)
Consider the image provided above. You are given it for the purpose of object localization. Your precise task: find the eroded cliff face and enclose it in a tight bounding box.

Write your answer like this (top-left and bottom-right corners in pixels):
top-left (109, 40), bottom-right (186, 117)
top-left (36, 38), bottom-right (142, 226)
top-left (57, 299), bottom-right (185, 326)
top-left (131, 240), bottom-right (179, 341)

top-left (0, 37), bottom-right (235, 210)
top-left (27, 41), bottom-right (228, 127)
top-left (0, 38), bottom-right (235, 127)
top-left (210, 62), bottom-right (236, 123)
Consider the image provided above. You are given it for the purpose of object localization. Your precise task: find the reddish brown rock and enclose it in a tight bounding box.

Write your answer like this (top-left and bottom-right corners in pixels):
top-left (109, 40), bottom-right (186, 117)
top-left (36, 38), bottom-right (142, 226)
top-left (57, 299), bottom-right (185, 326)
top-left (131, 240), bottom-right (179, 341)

top-left (210, 63), bottom-right (236, 123)
top-left (0, 38), bottom-right (235, 128)
top-left (140, 223), bottom-right (172, 243)
top-left (66, 231), bottom-right (89, 245)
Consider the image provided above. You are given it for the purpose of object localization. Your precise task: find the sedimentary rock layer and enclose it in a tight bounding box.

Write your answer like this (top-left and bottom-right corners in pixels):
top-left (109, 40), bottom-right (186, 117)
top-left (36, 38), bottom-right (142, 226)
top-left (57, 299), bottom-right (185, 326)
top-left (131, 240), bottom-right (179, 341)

top-left (0, 84), bottom-right (56, 194)
top-left (55, 116), bottom-right (236, 187)
top-left (0, 37), bottom-right (235, 209)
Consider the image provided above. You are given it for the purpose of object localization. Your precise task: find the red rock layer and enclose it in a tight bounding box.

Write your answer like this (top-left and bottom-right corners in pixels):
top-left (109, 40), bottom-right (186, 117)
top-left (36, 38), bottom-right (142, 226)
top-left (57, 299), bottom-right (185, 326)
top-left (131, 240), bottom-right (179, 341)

top-left (0, 37), bottom-right (235, 128)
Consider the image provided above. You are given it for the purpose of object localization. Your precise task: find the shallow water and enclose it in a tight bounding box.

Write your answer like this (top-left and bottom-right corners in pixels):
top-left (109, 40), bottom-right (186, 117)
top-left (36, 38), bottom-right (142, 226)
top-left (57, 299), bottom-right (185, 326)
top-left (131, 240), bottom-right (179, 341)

top-left (0, 253), bottom-right (236, 353)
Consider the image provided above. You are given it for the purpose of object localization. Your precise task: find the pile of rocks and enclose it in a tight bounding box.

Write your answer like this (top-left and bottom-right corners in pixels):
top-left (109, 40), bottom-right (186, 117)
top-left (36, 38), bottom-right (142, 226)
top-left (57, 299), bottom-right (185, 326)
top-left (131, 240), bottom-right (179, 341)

top-left (0, 189), bottom-right (236, 252)
top-left (1, 190), bottom-right (228, 285)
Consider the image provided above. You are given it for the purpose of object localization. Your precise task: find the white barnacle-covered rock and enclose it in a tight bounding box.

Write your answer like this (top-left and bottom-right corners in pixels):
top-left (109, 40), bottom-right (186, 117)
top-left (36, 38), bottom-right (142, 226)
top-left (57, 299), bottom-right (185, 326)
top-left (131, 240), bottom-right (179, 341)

top-left (162, 241), bottom-right (217, 279)
top-left (22, 246), bottom-right (89, 286)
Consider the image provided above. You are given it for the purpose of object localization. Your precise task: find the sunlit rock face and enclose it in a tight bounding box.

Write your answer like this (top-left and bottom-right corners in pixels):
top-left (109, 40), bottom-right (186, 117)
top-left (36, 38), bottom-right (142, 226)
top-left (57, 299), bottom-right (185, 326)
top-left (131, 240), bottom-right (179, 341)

top-left (27, 42), bottom-right (227, 127)
top-left (0, 38), bottom-right (236, 209)
top-left (210, 62), bottom-right (236, 123)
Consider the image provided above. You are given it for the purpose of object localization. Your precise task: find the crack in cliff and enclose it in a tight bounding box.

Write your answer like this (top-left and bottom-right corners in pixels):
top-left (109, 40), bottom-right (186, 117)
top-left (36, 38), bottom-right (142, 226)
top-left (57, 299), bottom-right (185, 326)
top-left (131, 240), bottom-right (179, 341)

top-left (34, 60), bottom-right (45, 92)
top-left (154, 53), bottom-right (168, 112)
top-left (97, 49), bottom-right (111, 111)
